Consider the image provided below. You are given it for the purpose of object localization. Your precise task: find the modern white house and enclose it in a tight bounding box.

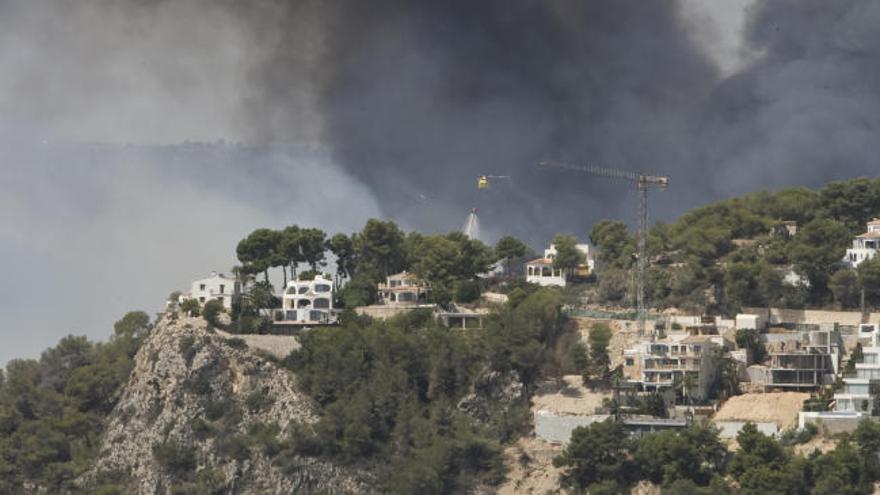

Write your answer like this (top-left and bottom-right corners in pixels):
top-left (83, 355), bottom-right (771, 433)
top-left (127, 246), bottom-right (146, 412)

top-left (525, 241), bottom-right (595, 287)
top-left (800, 324), bottom-right (880, 432)
top-left (279, 275), bottom-right (337, 324)
top-left (843, 218), bottom-right (880, 267)
top-left (835, 324), bottom-right (880, 414)
top-left (181, 272), bottom-right (239, 310)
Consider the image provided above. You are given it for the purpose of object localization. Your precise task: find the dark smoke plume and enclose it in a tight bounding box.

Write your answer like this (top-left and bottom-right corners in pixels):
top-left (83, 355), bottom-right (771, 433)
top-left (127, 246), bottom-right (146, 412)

top-left (306, 0), bottom-right (880, 242)
top-left (312, 1), bottom-right (718, 242)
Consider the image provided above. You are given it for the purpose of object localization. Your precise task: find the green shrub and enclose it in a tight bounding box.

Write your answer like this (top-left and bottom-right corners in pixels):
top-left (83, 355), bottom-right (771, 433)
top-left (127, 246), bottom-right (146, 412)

top-left (180, 299), bottom-right (200, 317)
top-left (170, 468), bottom-right (226, 495)
top-left (455, 280), bottom-right (482, 303)
top-left (192, 418), bottom-right (215, 440)
top-left (185, 371), bottom-right (213, 396)
top-left (203, 398), bottom-right (234, 422)
top-left (216, 435), bottom-right (250, 462)
top-left (224, 338), bottom-right (248, 350)
top-left (179, 335), bottom-right (198, 366)
top-left (247, 422), bottom-right (282, 457)
top-left (152, 439), bottom-right (197, 476)
top-left (202, 300), bottom-right (225, 329)
top-left (245, 391), bottom-right (274, 413)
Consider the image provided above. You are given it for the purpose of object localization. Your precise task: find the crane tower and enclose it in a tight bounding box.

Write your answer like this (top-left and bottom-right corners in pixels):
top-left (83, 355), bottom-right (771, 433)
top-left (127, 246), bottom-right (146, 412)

top-left (538, 160), bottom-right (668, 337)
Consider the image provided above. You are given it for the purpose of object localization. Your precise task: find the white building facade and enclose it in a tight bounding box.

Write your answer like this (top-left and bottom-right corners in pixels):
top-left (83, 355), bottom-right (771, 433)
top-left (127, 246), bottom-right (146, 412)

top-left (182, 272), bottom-right (239, 310)
top-left (844, 218), bottom-right (880, 268)
top-left (623, 336), bottom-right (721, 402)
top-left (525, 242), bottom-right (595, 288)
top-left (280, 275), bottom-right (336, 324)
top-left (835, 324), bottom-right (880, 414)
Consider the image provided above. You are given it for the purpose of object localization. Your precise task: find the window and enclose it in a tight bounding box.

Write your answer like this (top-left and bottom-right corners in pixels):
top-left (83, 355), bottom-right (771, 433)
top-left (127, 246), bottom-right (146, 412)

top-left (313, 298), bottom-right (330, 309)
top-left (314, 284), bottom-right (331, 293)
top-left (199, 297), bottom-right (205, 303)
top-left (848, 383), bottom-right (870, 395)
top-left (298, 286), bottom-right (309, 294)
top-left (625, 358), bottom-right (634, 366)
top-left (398, 292), bottom-right (416, 302)
top-left (297, 299), bottom-right (311, 308)
top-left (200, 284), bottom-right (206, 291)
top-left (219, 284), bottom-right (225, 294)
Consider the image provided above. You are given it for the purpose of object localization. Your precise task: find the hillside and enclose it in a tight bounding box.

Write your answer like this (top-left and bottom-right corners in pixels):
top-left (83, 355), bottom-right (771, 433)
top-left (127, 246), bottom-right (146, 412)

top-left (83, 315), bottom-right (369, 493)
top-left (588, 177), bottom-right (880, 314)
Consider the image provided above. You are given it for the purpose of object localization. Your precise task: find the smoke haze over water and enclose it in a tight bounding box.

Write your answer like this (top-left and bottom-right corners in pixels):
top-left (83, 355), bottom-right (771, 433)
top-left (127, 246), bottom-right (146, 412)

top-left (2, 0), bottom-right (880, 361)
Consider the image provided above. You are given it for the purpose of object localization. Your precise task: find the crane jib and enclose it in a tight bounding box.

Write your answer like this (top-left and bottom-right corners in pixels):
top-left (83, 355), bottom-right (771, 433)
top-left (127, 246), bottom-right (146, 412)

top-left (537, 159), bottom-right (669, 339)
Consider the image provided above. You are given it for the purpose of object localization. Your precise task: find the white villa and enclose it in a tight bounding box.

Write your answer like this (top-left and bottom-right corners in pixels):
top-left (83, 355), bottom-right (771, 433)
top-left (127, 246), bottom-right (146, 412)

top-left (280, 275), bottom-right (337, 324)
top-left (835, 324), bottom-right (880, 414)
top-left (843, 218), bottom-right (880, 267)
top-left (181, 272), bottom-right (239, 310)
top-left (525, 241), bottom-right (594, 287)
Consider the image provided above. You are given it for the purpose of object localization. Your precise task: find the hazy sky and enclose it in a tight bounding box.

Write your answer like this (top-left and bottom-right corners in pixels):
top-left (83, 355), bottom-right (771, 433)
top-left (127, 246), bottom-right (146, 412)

top-left (4, 0), bottom-right (880, 364)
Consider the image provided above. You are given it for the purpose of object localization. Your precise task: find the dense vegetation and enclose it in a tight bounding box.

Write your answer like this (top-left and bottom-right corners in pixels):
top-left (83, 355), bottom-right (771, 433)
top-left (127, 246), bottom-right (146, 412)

top-left (589, 177), bottom-right (880, 314)
top-left (280, 286), bottom-right (579, 493)
top-left (0, 312), bottom-right (151, 493)
top-left (228, 219), bottom-right (535, 332)
top-left (555, 418), bottom-right (880, 494)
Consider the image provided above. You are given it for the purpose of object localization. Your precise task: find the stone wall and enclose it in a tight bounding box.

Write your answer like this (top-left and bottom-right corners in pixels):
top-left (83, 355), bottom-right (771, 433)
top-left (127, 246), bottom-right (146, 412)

top-left (534, 410), bottom-right (609, 444)
top-left (714, 420), bottom-right (778, 438)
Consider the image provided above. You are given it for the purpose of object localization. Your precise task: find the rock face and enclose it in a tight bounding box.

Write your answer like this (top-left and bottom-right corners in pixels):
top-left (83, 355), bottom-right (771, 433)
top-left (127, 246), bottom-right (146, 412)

top-left (458, 369), bottom-right (525, 424)
top-left (86, 315), bottom-right (369, 494)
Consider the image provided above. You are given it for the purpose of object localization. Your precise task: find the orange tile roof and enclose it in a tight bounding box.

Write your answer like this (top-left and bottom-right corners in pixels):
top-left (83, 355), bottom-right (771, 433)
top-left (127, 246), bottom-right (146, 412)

top-left (526, 258), bottom-right (554, 265)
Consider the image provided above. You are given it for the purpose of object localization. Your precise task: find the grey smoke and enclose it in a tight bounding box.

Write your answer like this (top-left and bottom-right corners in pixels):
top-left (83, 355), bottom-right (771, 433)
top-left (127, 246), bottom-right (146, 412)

top-left (2, 0), bottom-right (879, 363)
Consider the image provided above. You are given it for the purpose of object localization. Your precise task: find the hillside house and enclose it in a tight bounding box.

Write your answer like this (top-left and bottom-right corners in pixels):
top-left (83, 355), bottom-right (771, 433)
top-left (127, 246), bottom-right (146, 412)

top-left (762, 329), bottom-right (840, 391)
top-left (377, 271), bottom-right (431, 305)
top-left (622, 336), bottom-right (721, 402)
top-left (181, 272), bottom-right (239, 310)
top-left (279, 275), bottom-right (336, 324)
top-left (844, 218), bottom-right (880, 267)
top-left (835, 324), bottom-right (880, 414)
top-left (800, 324), bottom-right (880, 432)
top-left (525, 241), bottom-right (594, 287)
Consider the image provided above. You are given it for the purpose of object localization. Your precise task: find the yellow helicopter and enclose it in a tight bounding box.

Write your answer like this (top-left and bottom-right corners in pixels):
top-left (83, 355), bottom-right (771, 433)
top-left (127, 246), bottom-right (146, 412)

top-left (477, 175), bottom-right (511, 189)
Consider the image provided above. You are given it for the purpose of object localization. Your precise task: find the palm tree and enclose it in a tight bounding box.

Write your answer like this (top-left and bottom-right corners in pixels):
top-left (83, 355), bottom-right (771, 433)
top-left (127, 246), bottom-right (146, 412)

top-left (673, 373), bottom-right (698, 405)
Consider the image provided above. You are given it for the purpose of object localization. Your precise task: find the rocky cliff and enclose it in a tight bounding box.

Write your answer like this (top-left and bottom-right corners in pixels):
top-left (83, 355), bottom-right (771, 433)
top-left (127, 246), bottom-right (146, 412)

top-left (84, 315), bottom-right (370, 494)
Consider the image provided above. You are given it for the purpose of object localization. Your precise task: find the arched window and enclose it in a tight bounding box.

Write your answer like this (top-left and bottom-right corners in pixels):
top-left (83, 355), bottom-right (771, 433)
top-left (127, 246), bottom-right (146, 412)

top-left (314, 284), bottom-right (331, 293)
top-left (297, 299), bottom-right (311, 308)
top-left (313, 298), bottom-right (330, 309)
top-left (298, 286), bottom-right (309, 294)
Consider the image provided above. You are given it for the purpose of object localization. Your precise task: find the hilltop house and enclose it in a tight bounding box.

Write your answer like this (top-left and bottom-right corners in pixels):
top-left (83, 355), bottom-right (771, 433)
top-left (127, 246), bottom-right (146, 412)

top-left (279, 275), bottom-right (336, 324)
top-left (844, 218), bottom-right (880, 267)
top-left (525, 241), bottom-right (594, 287)
top-left (377, 271), bottom-right (431, 305)
top-left (181, 272), bottom-right (239, 310)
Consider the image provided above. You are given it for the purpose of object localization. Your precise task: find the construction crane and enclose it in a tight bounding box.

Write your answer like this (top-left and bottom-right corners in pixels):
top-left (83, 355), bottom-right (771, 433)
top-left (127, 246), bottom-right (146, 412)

top-left (537, 160), bottom-right (669, 337)
top-left (477, 175), bottom-right (511, 189)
